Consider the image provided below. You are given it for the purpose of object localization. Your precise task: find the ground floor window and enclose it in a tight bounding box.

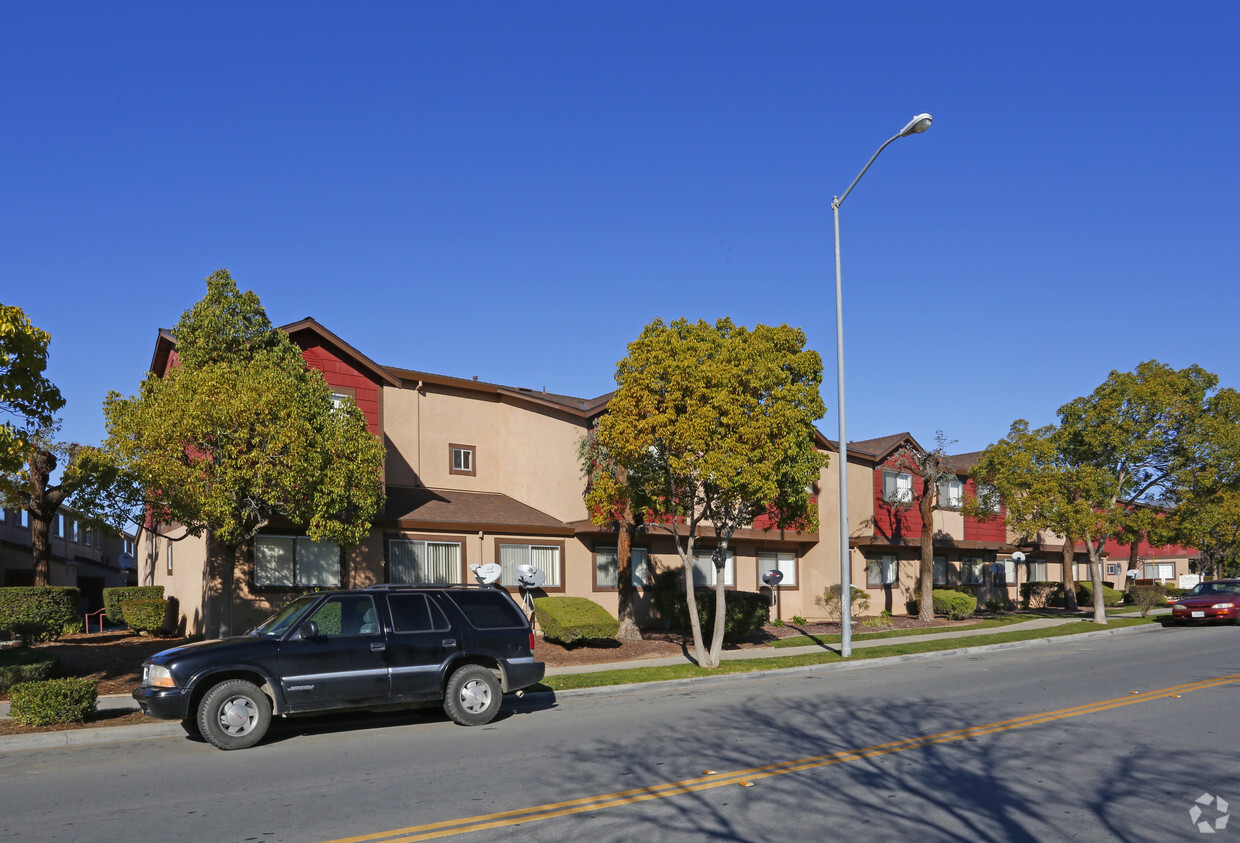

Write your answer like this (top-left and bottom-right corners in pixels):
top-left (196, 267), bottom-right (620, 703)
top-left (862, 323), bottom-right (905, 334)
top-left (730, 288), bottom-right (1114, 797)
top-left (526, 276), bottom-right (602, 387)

top-left (692, 550), bottom-right (735, 587)
top-left (867, 555), bottom-right (898, 587)
top-left (390, 539), bottom-right (462, 584)
top-left (992, 559), bottom-right (1015, 586)
top-left (498, 543), bottom-right (562, 588)
top-left (255, 535), bottom-right (341, 587)
top-left (962, 557), bottom-right (985, 585)
top-left (1144, 562), bottom-right (1174, 581)
top-left (594, 546), bottom-right (650, 588)
top-left (933, 556), bottom-right (948, 586)
top-left (1028, 560), bottom-right (1048, 581)
top-left (758, 551), bottom-right (797, 587)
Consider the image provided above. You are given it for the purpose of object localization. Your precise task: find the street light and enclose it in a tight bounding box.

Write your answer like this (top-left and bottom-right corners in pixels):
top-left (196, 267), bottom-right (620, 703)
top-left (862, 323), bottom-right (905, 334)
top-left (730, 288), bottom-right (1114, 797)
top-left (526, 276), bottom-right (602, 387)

top-left (831, 113), bottom-right (932, 657)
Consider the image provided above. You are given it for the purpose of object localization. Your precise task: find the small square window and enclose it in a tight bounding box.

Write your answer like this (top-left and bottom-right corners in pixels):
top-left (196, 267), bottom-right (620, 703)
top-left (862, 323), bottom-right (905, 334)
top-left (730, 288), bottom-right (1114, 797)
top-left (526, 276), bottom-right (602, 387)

top-left (882, 471), bottom-right (913, 504)
top-left (867, 555), bottom-right (898, 587)
top-left (449, 444), bottom-right (476, 477)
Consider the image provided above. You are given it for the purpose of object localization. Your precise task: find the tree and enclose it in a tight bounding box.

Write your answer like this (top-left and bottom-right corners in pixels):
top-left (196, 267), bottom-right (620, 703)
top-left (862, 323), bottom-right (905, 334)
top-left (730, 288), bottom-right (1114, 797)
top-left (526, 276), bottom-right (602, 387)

top-left (101, 270), bottom-right (386, 637)
top-left (884, 433), bottom-right (958, 622)
top-left (0, 304), bottom-right (64, 476)
top-left (579, 423), bottom-right (645, 641)
top-left (594, 318), bottom-right (825, 668)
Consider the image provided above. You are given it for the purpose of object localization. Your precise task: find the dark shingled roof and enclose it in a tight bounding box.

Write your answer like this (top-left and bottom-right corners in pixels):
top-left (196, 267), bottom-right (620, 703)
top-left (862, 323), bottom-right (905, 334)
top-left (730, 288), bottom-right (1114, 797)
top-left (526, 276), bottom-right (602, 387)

top-left (382, 487), bottom-right (573, 536)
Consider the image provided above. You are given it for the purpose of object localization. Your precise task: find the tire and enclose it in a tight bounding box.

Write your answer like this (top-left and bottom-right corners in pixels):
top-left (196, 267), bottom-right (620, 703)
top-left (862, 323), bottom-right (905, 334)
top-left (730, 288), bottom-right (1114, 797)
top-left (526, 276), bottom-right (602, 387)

top-left (443, 665), bottom-right (501, 727)
top-left (197, 679), bottom-right (272, 750)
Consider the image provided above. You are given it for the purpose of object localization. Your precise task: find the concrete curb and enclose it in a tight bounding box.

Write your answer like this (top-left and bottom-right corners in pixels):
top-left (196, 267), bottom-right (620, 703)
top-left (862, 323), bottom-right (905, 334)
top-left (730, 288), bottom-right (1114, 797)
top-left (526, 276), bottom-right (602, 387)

top-left (0, 621), bottom-right (1162, 752)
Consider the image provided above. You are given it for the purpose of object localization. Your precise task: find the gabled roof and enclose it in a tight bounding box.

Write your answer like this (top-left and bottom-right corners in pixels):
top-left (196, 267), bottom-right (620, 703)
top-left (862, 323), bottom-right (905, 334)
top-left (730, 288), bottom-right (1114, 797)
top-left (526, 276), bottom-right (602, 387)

top-left (281, 318), bottom-right (402, 387)
top-left (947, 451), bottom-right (985, 473)
top-left (845, 432), bottom-right (924, 462)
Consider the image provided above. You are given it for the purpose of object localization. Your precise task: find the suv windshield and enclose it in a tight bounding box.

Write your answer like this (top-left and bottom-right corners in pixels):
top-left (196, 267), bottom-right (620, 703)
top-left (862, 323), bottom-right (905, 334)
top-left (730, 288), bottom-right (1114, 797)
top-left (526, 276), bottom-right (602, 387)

top-left (251, 596), bottom-right (318, 637)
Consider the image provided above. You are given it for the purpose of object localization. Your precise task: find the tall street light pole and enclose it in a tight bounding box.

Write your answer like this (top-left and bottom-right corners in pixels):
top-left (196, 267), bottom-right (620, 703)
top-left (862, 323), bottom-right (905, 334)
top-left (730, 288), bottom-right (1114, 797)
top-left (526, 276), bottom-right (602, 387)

top-left (832, 112), bottom-right (932, 657)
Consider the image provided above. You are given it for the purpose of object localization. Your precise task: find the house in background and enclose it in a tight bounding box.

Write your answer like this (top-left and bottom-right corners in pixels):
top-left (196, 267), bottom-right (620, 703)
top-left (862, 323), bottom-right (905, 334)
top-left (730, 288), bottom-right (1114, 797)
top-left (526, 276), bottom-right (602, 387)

top-left (0, 504), bottom-right (136, 613)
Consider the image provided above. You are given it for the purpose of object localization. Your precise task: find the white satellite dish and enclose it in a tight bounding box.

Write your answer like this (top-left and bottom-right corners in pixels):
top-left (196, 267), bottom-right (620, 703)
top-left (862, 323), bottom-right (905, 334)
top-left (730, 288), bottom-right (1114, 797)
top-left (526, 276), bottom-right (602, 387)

top-left (514, 564), bottom-right (546, 589)
top-left (472, 563), bottom-right (502, 585)
top-left (1011, 551), bottom-right (1026, 563)
top-left (1126, 568), bottom-right (1140, 578)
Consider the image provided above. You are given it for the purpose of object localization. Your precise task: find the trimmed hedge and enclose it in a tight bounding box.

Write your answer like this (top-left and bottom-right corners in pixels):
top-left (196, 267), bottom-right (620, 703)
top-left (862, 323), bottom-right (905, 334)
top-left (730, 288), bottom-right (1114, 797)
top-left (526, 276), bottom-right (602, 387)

top-left (120, 598), bottom-right (170, 635)
top-left (1075, 581), bottom-right (1124, 607)
top-left (8, 677), bottom-right (98, 726)
top-left (1021, 581), bottom-right (1062, 609)
top-left (103, 586), bottom-right (163, 626)
top-left (0, 648), bottom-right (60, 694)
top-left (534, 596), bottom-right (620, 644)
top-left (932, 589), bottom-right (977, 620)
top-left (0, 587), bottom-right (81, 643)
top-left (652, 571), bottom-right (769, 637)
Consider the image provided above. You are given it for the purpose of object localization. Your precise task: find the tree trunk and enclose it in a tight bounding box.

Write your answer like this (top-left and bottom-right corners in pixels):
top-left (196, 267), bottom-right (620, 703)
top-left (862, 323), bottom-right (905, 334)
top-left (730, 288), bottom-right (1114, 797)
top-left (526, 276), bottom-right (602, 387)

top-left (1121, 540), bottom-right (1141, 593)
top-left (919, 490), bottom-right (935, 622)
top-left (682, 544), bottom-right (709, 667)
top-left (706, 540), bottom-right (729, 668)
top-left (615, 506), bottom-right (642, 641)
top-left (205, 531), bottom-right (237, 639)
top-left (27, 444), bottom-right (66, 586)
top-left (1061, 540), bottom-right (1078, 612)
top-left (1089, 543), bottom-right (1107, 624)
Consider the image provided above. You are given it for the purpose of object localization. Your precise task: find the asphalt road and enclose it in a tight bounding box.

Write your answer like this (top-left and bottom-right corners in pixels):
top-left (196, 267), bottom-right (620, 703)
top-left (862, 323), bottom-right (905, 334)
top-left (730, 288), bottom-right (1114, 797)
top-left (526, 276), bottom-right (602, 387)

top-left (2, 624), bottom-right (1238, 842)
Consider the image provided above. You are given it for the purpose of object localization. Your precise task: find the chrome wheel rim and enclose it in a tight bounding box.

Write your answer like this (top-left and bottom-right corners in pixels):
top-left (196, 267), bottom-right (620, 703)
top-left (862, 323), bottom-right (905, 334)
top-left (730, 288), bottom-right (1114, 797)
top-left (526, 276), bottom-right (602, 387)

top-left (218, 696), bottom-right (259, 736)
top-left (459, 679), bottom-right (492, 714)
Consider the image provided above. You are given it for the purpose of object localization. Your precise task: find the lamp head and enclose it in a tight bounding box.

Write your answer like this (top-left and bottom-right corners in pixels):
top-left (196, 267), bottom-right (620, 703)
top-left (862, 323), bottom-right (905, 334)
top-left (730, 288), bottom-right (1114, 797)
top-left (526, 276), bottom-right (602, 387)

top-left (899, 113), bottom-right (933, 137)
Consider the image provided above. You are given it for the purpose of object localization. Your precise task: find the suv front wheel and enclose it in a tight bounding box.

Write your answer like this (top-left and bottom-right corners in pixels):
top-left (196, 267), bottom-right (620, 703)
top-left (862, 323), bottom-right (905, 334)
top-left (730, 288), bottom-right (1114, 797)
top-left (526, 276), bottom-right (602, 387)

top-left (198, 679), bottom-right (272, 750)
top-left (443, 665), bottom-right (501, 726)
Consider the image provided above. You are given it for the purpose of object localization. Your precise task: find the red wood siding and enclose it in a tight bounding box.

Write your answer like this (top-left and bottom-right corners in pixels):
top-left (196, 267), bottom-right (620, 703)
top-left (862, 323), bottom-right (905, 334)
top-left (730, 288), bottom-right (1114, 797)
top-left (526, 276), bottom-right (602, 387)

top-left (1088, 536), bottom-right (1197, 558)
top-left (962, 478), bottom-right (1006, 542)
top-left (872, 465), bottom-right (925, 541)
top-left (297, 340), bottom-right (382, 436)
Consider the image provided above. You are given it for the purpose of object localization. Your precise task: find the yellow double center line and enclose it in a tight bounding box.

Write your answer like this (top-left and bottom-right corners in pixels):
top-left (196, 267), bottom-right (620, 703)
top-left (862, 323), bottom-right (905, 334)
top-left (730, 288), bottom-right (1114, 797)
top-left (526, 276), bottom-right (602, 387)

top-left (325, 672), bottom-right (1240, 843)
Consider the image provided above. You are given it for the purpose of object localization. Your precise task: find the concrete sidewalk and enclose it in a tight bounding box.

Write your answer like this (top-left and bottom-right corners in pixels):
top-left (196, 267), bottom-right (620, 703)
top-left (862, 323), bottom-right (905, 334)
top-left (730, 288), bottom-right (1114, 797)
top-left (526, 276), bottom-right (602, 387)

top-left (0, 611), bottom-right (1165, 751)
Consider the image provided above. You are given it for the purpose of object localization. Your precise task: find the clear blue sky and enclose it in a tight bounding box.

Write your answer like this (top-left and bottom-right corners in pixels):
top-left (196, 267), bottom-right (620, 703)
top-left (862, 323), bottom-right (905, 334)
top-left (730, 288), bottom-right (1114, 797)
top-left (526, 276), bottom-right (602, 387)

top-left (4, 2), bottom-right (1238, 457)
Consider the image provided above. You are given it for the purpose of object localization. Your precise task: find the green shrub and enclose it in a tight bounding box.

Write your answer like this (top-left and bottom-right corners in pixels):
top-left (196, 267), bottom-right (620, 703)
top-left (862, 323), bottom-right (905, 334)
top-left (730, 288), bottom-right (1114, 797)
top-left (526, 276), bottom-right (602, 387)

top-left (815, 585), bottom-right (871, 622)
top-left (0, 587), bottom-right (81, 643)
top-left (1128, 584), bottom-right (1166, 617)
top-left (861, 615), bottom-right (892, 629)
top-left (651, 571), bottom-right (769, 637)
top-left (1021, 581), bottom-right (1061, 609)
top-left (1075, 581), bottom-right (1124, 607)
top-left (119, 598), bottom-right (170, 635)
top-left (791, 615), bottom-right (807, 626)
top-left (103, 586), bottom-right (164, 626)
top-left (534, 597), bottom-right (620, 644)
top-left (0, 648), bottom-right (60, 694)
top-left (932, 589), bottom-right (977, 620)
top-left (8, 677), bottom-right (98, 726)
top-left (984, 598), bottom-right (1006, 614)
top-left (770, 617), bottom-right (784, 628)
top-left (1164, 586), bottom-right (1189, 599)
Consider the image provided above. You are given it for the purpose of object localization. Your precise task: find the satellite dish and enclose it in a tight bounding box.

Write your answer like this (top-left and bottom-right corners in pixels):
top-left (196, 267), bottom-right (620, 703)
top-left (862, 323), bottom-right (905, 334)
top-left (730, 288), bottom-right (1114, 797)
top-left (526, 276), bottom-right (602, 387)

top-left (117, 552), bottom-right (135, 570)
top-left (514, 564), bottom-right (546, 589)
top-left (761, 569), bottom-right (784, 587)
top-left (472, 563), bottom-right (502, 585)
top-left (1011, 552), bottom-right (1026, 563)
top-left (1126, 568), bottom-right (1140, 578)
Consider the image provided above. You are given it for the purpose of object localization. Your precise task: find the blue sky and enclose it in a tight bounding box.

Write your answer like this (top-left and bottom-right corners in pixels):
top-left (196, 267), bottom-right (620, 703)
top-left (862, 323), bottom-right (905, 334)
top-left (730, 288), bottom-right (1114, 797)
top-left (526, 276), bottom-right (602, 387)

top-left (4, 1), bottom-right (1238, 457)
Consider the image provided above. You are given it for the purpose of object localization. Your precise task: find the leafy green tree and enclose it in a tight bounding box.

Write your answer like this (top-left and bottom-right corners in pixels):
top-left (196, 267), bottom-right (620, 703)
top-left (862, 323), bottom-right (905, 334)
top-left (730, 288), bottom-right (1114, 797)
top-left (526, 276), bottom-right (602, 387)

top-left (885, 432), bottom-right (958, 622)
top-left (594, 318), bottom-right (826, 668)
top-left (0, 305), bottom-right (64, 476)
top-left (101, 271), bottom-right (386, 637)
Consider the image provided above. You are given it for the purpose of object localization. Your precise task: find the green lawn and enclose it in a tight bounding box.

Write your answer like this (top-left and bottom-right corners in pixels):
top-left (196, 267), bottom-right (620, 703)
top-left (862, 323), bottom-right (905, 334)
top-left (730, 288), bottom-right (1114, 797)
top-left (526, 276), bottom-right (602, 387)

top-left (538, 616), bottom-right (1158, 692)
top-left (769, 614), bottom-right (1036, 649)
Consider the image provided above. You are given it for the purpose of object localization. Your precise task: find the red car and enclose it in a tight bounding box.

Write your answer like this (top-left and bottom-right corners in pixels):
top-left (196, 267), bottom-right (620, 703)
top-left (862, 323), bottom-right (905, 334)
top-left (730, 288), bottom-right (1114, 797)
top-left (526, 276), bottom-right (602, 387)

top-left (1170, 579), bottom-right (1240, 625)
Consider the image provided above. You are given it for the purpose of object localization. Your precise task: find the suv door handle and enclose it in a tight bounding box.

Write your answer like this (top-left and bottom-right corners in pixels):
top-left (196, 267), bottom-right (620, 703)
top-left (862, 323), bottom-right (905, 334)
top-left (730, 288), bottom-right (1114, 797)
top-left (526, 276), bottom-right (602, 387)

top-left (442, 639), bottom-right (456, 648)
top-left (371, 642), bottom-right (386, 652)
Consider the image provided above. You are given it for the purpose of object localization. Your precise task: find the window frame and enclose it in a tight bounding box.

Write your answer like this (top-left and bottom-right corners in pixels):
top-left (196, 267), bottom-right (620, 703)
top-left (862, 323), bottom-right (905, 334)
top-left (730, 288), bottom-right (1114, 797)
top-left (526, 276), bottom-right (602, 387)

top-left (1028, 560), bottom-right (1047, 581)
top-left (882, 470), bottom-right (914, 504)
top-left (757, 550), bottom-right (798, 589)
top-left (866, 554), bottom-right (899, 587)
top-left (691, 549), bottom-right (736, 588)
top-left (938, 478), bottom-right (964, 509)
top-left (253, 534), bottom-right (343, 589)
top-left (592, 545), bottom-right (651, 591)
top-left (388, 535), bottom-right (466, 585)
top-left (961, 557), bottom-right (985, 585)
top-left (449, 443), bottom-right (476, 477)
top-left (494, 539), bottom-right (565, 590)
top-left (932, 555), bottom-right (948, 586)
top-left (977, 483), bottom-right (1002, 513)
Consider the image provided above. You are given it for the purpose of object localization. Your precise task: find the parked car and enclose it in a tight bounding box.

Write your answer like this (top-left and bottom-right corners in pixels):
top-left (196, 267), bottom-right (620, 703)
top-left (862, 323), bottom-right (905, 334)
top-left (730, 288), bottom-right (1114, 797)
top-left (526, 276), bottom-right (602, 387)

top-left (1169, 579), bottom-right (1240, 625)
top-left (132, 585), bottom-right (545, 750)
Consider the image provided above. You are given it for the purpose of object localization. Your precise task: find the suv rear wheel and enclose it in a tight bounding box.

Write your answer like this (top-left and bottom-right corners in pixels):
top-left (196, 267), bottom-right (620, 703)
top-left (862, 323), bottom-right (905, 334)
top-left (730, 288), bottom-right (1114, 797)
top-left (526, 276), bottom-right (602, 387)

top-left (198, 679), bottom-right (272, 750)
top-left (443, 665), bottom-right (501, 726)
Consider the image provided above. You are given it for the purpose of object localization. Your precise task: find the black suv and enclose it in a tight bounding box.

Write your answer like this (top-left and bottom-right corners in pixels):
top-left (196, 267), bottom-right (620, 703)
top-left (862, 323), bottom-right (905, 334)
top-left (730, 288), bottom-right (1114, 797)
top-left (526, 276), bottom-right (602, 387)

top-left (133, 585), bottom-right (545, 750)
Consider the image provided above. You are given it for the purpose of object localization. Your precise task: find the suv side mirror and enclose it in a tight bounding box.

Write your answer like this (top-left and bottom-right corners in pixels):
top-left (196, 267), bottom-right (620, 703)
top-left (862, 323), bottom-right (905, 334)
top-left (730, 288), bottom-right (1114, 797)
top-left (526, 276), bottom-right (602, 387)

top-left (292, 620), bottom-right (320, 641)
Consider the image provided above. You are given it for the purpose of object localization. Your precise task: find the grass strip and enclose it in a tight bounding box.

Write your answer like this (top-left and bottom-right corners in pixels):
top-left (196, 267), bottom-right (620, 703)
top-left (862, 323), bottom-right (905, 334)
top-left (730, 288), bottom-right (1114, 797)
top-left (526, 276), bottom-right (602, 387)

top-left (539, 617), bottom-right (1157, 692)
top-left (770, 615), bottom-right (1034, 648)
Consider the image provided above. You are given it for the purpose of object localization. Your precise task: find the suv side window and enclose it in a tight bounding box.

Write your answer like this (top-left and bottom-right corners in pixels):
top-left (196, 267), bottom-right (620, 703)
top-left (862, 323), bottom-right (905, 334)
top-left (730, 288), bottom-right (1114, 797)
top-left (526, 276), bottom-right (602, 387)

top-left (387, 593), bottom-right (450, 632)
top-left (306, 595), bottom-right (379, 636)
top-left (445, 590), bottom-right (526, 629)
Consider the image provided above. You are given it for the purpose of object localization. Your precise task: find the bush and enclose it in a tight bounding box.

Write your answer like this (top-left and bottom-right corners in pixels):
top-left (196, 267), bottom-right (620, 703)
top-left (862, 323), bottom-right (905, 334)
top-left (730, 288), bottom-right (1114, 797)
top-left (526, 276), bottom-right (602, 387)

top-left (0, 587), bottom-right (81, 643)
top-left (1075, 581), bottom-right (1124, 607)
top-left (120, 598), bottom-right (170, 635)
top-left (1021, 581), bottom-right (1061, 609)
top-left (815, 585), bottom-right (871, 622)
top-left (534, 597), bottom-right (621, 644)
top-left (984, 597), bottom-right (1006, 614)
top-left (1128, 584), bottom-right (1166, 617)
top-left (8, 677), bottom-right (98, 726)
top-left (103, 586), bottom-right (164, 626)
top-left (791, 615), bottom-right (807, 626)
top-left (651, 571), bottom-right (770, 637)
top-left (0, 648), bottom-right (60, 694)
top-left (932, 589), bottom-right (977, 620)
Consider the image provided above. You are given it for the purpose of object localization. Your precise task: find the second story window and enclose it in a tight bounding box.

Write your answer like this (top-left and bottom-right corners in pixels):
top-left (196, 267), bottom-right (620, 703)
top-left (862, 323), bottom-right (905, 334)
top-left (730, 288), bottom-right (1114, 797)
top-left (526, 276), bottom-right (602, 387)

top-left (938, 478), bottom-right (963, 508)
top-left (977, 484), bottom-right (1002, 513)
top-left (882, 470), bottom-right (913, 504)
top-left (450, 444), bottom-right (476, 477)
